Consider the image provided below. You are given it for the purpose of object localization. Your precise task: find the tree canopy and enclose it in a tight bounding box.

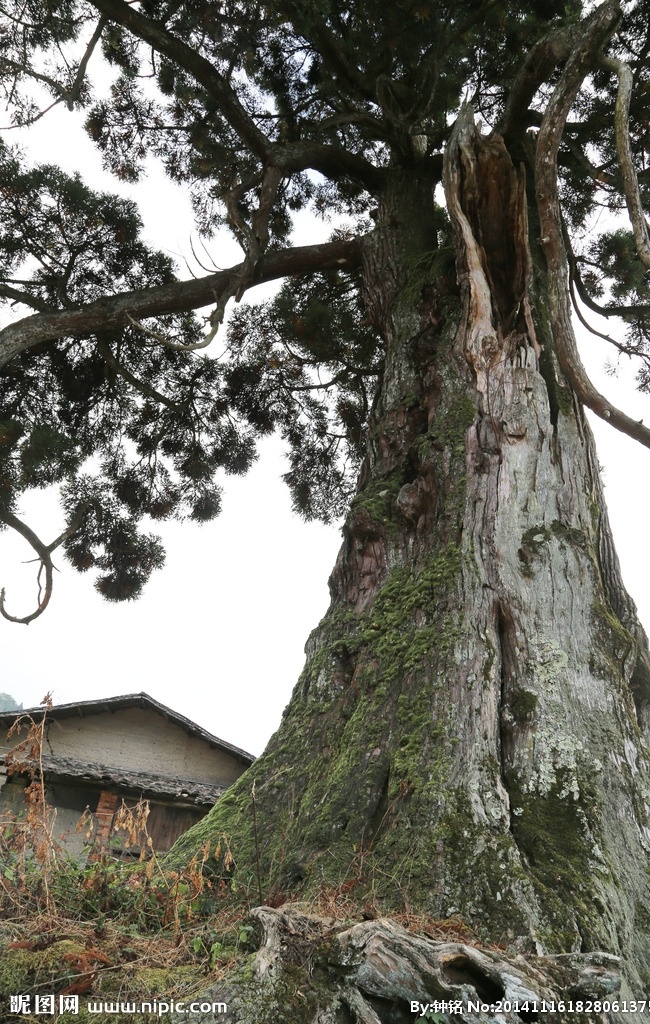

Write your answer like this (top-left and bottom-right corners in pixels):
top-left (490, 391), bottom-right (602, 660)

top-left (1, 0), bottom-right (650, 620)
top-left (0, 691), bottom-right (21, 711)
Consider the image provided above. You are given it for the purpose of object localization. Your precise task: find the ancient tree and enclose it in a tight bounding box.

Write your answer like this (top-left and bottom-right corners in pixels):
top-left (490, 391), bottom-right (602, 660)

top-left (2, 0), bottom-right (650, 1016)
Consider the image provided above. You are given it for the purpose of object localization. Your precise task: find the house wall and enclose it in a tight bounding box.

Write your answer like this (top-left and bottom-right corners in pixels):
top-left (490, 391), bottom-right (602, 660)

top-left (107, 797), bottom-right (205, 855)
top-left (0, 707), bottom-right (245, 788)
top-left (0, 771), bottom-right (208, 858)
top-left (0, 704), bottom-right (249, 860)
top-left (47, 780), bottom-right (100, 858)
top-left (0, 773), bottom-right (27, 815)
top-left (43, 708), bottom-right (244, 787)
top-left (0, 776), bottom-right (96, 859)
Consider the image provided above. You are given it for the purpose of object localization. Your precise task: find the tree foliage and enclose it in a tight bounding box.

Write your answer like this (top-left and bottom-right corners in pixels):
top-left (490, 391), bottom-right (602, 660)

top-left (1, 0), bottom-right (650, 618)
top-left (0, 692), bottom-right (21, 711)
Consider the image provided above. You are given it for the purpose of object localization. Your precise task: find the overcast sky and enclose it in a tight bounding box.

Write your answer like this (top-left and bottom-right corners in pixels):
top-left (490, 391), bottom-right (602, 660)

top-left (1, 92), bottom-right (649, 757)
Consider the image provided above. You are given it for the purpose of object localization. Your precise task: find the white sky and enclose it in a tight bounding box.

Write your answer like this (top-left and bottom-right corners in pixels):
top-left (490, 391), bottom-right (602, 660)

top-left (1, 93), bottom-right (649, 757)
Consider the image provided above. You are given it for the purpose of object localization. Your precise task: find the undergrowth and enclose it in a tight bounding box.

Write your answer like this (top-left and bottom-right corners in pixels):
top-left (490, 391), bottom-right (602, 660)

top-left (0, 697), bottom-right (251, 1011)
top-left (0, 698), bottom-right (479, 1016)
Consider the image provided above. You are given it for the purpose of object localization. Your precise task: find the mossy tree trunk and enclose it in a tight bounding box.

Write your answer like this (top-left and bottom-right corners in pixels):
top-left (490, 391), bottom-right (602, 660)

top-left (171, 110), bottom-right (650, 1006)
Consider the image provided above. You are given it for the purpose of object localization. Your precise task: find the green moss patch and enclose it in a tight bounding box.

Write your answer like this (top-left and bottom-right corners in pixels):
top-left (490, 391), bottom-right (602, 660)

top-left (507, 771), bottom-right (609, 951)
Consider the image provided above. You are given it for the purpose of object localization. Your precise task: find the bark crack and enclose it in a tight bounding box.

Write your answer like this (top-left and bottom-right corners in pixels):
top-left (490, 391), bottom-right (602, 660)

top-left (496, 600), bottom-right (518, 841)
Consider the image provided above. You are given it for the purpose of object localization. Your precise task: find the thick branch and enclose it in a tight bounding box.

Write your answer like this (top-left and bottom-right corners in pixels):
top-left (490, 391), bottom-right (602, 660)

top-left (280, 142), bottom-right (386, 191)
top-left (0, 238), bottom-right (363, 368)
top-left (601, 55), bottom-right (650, 269)
top-left (536, 0), bottom-right (650, 450)
top-left (91, 0), bottom-right (384, 191)
top-left (499, 26), bottom-right (580, 141)
top-left (89, 0), bottom-right (271, 159)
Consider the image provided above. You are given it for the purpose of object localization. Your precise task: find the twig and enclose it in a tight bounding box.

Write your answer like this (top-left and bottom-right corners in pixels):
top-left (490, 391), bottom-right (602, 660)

top-left (0, 508), bottom-right (87, 625)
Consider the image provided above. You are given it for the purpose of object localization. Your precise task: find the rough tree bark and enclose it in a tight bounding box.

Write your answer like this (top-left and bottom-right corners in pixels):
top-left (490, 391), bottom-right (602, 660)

top-left (169, 109), bottom-right (650, 1020)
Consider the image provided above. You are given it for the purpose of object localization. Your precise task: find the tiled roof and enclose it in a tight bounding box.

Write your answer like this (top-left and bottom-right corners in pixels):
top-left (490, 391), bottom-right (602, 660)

top-left (0, 692), bottom-right (254, 765)
top-left (7, 752), bottom-right (225, 806)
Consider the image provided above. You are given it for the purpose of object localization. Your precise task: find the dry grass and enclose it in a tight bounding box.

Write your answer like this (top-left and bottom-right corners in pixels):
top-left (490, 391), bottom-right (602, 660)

top-left (1, 700), bottom-right (502, 1009)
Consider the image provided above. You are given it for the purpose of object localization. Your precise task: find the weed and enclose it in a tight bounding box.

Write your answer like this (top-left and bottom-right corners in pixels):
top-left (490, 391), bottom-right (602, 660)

top-left (0, 700), bottom-right (250, 1007)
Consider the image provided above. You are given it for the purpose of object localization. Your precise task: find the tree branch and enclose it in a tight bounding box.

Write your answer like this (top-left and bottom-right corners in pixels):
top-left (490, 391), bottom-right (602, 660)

top-left (536, 0), bottom-right (650, 450)
top-left (65, 15), bottom-right (108, 110)
top-left (601, 55), bottom-right (650, 269)
top-left (96, 337), bottom-right (181, 408)
top-left (0, 509), bottom-right (86, 625)
top-left (306, 23), bottom-right (375, 100)
top-left (0, 238), bottom-right (363, 368)
top-left (568, 266), bottom-right (650, 373)
top-left (280, 141), bottom-right (386, 191)
top-left (567, 234), bottom-right (650, 323)
top-left (90, 0), bottom-right (385, 191)
top-left (125, 310), bottom-right (220, 350)
top-left (499, 25), bottom-right (582, 140)
top-left (89, 0), bottom-right (272, 159)
top-left (225, 164), bottom-right (284, 295)
top-left (0, 284), bottom-right (52, 313)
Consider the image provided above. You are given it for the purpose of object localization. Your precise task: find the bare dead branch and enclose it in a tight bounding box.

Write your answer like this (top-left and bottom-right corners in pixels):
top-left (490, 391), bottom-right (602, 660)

top-left (601, 55), bottom-right (650, 269)
top-left (125, 311), bottom-right (220, 351)
top-left (0, 509), bottom-right (87, 625)
top-left (536, 0), bottom-right (650, 450)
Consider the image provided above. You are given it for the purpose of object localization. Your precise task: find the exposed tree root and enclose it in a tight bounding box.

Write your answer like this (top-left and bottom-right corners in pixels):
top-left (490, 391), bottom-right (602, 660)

top-left (185, 906), bottom-right (623, 1024)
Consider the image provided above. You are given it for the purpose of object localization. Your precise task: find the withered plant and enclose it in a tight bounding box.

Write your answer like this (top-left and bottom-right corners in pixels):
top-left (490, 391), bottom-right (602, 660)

top-left (0, 693), bottom-right (59, 916)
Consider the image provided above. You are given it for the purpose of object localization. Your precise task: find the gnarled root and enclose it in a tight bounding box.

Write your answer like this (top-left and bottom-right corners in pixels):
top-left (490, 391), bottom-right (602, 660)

top-left (183, 906), bottom-right (623, 1024)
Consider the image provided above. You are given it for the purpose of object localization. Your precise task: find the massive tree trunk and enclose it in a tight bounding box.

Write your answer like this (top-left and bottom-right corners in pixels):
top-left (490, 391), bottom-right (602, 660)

top-left (170, 110), bottom-right (650, 1016)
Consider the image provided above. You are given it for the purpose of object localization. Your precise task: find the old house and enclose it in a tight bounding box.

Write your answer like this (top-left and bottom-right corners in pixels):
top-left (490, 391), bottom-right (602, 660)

top-left (0, 693), bottom-right (254, 857)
